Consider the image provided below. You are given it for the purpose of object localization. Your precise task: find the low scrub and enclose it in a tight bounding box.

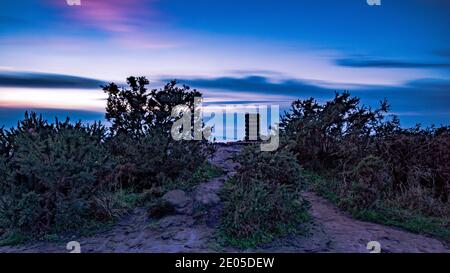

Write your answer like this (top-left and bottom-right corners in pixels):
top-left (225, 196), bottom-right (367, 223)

top-left (219, 146), bottom-right (309, 248)
top-left (109, 132), bottom-right (207, 191)
top-left (0, 113), bottom-right (121, 237)
top-left (283, 92), bottom-right (450, 242)
top-left (104, 76), bottom-right (209, 192)
top-left (0, 77), bottom-right (213, 242)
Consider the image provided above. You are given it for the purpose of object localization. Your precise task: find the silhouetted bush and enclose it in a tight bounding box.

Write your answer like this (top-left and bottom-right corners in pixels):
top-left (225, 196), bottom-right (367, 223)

top-left (0, 77), bottom-right (211, 240)
top-left (103, 76), bottom-right (202, 138)
top-left (281, 92), bottom-right (392, 171)
top-left (103, 76), bottom-right (208, 192)
top-left (282, 92), bottom-right (449, 223)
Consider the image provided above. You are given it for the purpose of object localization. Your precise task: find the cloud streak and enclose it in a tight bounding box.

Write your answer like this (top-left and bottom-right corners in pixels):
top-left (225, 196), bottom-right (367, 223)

top-left (336, 58), bottom-right (450, 69)
top-left (46, 0), bottom-right (179, 49)
top-left (171, 75), bottom-right (450, 124)
top-left (0, 71), bottom-right (106, 89)
top-left (52, 0), bottom-right (158, 33)
top-left (171, 76), bottom-right (331, 97)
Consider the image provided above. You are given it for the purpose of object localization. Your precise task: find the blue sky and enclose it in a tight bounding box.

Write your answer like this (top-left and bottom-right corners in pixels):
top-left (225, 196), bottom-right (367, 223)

top-left (0, 0), bottom-right (449, 130)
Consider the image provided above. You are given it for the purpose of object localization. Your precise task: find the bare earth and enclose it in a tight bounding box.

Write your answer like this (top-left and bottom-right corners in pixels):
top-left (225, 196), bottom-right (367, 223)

top-left (0, 145), bottom-right (448, 253)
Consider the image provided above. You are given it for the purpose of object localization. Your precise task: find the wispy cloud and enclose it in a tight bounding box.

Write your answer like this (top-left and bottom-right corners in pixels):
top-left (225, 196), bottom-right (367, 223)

top-left (0, 71), bottom-right (106, 89)
top-left (51, 0), bottom-right (159, 33)
top-left (45, 0), bottom-right (178, 49)
top-left (171, 75), bottom-right (331, 96)
top-left (227, 69), bottom-right (286, 77)
top-left (170, 74), bottom-right (450, 123)
top-left (336, 58), bottom-right (450, 69)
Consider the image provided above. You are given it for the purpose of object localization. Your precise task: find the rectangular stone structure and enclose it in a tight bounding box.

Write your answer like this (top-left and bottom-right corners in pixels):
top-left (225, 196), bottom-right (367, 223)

top-left (245, 113), bottom-right (260, 141)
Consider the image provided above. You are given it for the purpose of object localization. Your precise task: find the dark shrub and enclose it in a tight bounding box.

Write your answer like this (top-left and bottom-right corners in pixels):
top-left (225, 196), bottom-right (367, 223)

top-left (281, 92), bottom-right (391, 171)
top-left (219, 146), bottom-right (308, 248)
top-left (103, 76), bottom-right (202, 138)
top-left (371, 127), bottom-right (450, 217)
top-left (0, 113), bottom-right (120, 235)
top-left (0, 77), bottom-right (213, 240)
top-left (235, 145), bottom-right (303, 186)
top-left (103, 76), bottom-right (208, 192)
top-left (282, 92), bottom-right (449, 232)
top-left (337, 155), bottom-right (390, 211)
top-left (109, 132), bottom-right (206, 191)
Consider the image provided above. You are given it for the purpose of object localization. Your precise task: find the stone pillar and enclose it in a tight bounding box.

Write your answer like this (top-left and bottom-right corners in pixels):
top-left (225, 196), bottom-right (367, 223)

top-left (245, 113), bottom-right (260, 141)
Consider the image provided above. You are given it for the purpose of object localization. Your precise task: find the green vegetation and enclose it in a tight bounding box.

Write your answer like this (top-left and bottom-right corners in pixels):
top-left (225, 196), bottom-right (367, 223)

top-left (0, 77), bottom-right (210, 244)
top-left (282, 93), bottom-right (449, 244)
top-left (164, 161), bottom-right (223, 192)
top-left (218, 146), bottom-right (309, 248)
top-left (0, 113), bottom-right (120, 238)
top-left (0, 79), bottom-right (447, 248)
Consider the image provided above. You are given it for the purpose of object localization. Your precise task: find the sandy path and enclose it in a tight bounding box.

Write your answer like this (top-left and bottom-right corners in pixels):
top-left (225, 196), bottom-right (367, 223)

top-left (300, 192), bottom-right (449, 253)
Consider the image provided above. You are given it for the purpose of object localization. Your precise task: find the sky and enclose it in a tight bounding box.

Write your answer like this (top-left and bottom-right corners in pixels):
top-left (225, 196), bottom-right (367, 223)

top-left (0, 0), bottom-right (449, 137)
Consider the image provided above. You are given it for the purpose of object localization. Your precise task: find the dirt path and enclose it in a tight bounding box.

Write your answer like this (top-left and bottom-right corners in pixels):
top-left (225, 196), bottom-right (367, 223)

top-left (300, 192), bottom-right (449, 253)
top-left (0, 144), bottom-right (448, 253)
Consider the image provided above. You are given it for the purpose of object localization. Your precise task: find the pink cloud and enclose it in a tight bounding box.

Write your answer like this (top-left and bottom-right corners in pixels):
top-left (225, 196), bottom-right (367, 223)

top-left (65, 0), bottom-right (156, 32)
top-left (45, 0), bottom-right (181, 49)
top-left (52, 0), bottom-right (160, 33)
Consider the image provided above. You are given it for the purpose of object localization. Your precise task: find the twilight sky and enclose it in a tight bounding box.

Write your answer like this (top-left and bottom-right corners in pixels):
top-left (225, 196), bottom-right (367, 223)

top-left (0, 0), bottom-right (449, 131)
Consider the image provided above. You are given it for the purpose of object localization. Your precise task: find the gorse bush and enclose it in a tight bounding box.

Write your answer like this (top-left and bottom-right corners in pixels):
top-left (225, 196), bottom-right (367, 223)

top-left (220, 178), bottom-right (307, 248)
top-left (338, 155), bottom-right (390, 211)
top-left (234, 145), bottom-right (303, 186)
top-left (373, 127), bottom-right (450, 204)
top-left (219, 146), bottom-right (308, 248)
top-left (0, 113), bottom-right (119, 235)
top-left (282, 92), bottom-right (449, 237)
top-left (281, 92), bottom-right (393, 171)
top-left (0, 77), bottom-right (210, 240)
top-left (104, 76), bottom-right (208, 191)
top-left (103, 76), bottom-right (202, 138)
top-left (109, 132), bottom-right (206, 191)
